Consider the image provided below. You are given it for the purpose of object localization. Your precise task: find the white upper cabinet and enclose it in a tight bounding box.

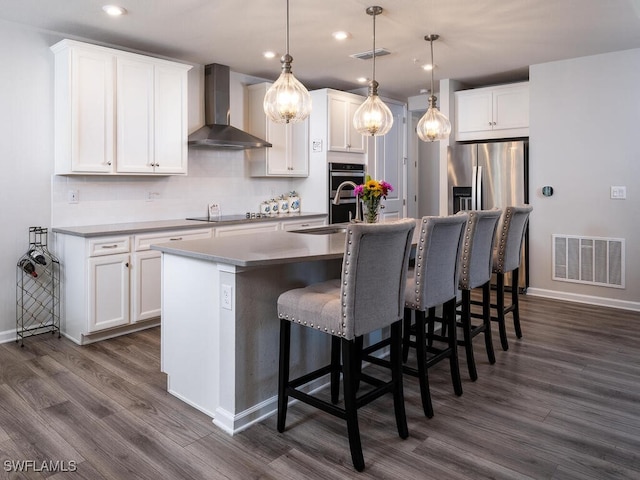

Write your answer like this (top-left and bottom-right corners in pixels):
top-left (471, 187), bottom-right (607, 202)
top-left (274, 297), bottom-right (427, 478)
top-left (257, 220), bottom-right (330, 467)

top-left (51, 39), bottom-right (191, 175)
top-left (327, 92), bottom-right (366, 153)
top-left (247, 82), bottom-right (309, 177)
top-left (455, 82), bottom-right (529, 141)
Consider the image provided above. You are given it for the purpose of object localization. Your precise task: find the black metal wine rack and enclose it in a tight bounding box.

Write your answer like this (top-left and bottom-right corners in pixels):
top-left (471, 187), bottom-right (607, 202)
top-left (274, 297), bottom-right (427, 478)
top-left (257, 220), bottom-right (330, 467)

top-left (16, 227), bottom-right (60, 346)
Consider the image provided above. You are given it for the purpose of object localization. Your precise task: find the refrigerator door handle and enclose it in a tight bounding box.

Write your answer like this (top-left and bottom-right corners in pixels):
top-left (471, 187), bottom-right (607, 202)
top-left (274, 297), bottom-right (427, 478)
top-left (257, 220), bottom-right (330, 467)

top-left (472, 166), bottom-right (482, 210)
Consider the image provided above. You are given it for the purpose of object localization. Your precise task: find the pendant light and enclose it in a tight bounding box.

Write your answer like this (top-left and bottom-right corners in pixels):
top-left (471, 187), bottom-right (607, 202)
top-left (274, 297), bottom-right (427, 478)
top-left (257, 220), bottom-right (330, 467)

top-left (353, 6), bottom-right (393, 137)
top-left (263, 0), bottom-right (312, 124)
top-left (417, 34), bottom-right (451, 142)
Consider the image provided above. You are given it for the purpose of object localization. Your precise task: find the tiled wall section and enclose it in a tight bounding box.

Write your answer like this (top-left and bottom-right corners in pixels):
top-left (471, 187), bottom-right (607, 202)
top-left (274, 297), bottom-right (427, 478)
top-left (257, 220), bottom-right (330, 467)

top-left (51, 148), bottom-right (302, 227)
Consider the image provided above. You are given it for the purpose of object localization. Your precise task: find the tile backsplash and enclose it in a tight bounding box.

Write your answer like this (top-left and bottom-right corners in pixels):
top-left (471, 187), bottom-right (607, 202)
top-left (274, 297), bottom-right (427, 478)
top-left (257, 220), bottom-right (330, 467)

top-left (51, 148), bottom-right (299, 227)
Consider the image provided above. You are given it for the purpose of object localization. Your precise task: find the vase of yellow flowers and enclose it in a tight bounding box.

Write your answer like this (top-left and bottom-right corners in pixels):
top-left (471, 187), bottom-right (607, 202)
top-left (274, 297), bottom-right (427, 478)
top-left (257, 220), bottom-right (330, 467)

top-left (354, 176), bottom-right (393, 223)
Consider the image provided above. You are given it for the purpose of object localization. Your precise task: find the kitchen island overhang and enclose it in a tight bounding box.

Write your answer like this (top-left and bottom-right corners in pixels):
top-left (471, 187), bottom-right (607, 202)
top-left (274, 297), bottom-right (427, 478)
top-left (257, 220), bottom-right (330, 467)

top-left (152, 229), bottom-right (351, 434)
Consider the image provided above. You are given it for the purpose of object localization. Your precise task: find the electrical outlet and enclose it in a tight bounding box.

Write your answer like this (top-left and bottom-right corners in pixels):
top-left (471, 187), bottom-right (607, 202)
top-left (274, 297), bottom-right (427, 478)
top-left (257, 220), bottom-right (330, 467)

top-left (146, 191), bottom-right (160, 202)
top-left (68, 190), bottom-right (79, 204)
top-left (221, 284), bottom-right (233, 310)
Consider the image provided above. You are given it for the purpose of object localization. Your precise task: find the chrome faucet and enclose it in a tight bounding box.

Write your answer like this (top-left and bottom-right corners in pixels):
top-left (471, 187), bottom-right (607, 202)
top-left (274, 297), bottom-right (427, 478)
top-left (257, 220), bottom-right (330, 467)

top-left (333, 181), bottom-right (362, 222)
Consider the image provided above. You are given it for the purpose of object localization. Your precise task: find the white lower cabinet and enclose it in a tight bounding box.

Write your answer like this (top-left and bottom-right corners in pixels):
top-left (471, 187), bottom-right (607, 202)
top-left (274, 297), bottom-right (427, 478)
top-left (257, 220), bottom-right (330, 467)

top-left (88, 252), bottom-right (130, 332)
top-left (215, 222), bottom-right (280, 237)
top-left (132, 249), bottom-right (162, 323)
top-left (279, 218), bottom-right (327, 231)
top-left (57, 227), bottom-right (211, 344)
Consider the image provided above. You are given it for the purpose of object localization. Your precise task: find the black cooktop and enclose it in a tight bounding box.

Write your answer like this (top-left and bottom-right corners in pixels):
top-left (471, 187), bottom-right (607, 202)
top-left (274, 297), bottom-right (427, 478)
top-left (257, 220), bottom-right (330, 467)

top-left (186, 214), bottom-right (266, 222)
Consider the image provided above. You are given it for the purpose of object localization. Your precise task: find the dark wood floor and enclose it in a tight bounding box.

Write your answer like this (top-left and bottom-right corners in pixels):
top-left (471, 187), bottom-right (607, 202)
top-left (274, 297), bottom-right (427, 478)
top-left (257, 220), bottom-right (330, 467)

top-left (1, 294), bottom-right (639, 479)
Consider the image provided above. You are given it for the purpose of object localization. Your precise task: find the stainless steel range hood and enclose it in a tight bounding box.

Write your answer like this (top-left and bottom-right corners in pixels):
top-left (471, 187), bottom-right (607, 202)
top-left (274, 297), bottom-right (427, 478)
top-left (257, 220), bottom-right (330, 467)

top-left (188, 64), bottom-right (272, 149)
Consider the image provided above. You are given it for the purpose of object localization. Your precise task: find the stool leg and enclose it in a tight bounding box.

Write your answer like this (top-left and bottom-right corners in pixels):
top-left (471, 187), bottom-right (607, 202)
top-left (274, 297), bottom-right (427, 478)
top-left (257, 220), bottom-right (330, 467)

top-left (496, 272), bottom-right (509, 351)
top-left (390, 320), bottom-right (408, 439)
top-left (402, 307), bottom-right (412, 362)
top-left (342, 338), bottom-right (364, 472)
top-left (482, 282), bottom-right (496, 364)
top-left (461, 289), bottom-right (478, 381)
top-left (330, 336), bottom-right (341, 404)
top-left (415, 310), bottom-right (434, 418)
top-left (277, 319), bottom-right (291, 433)
top-left (511, 267), bottom-right (523, 339)
top-left (445, 299), bottom-right (463, 396)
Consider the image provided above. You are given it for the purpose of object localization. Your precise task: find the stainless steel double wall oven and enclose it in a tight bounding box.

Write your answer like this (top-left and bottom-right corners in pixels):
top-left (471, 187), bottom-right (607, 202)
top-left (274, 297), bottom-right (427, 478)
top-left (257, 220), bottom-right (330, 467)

top-left (328, 162), bottom-right (365, 224)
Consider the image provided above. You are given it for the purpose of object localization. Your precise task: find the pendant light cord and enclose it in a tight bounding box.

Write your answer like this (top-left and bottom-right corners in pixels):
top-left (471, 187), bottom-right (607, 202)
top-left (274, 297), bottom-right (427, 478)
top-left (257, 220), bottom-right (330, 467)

top-left (429, 37), bottom-right (434, 98)
top-left (286, 0), bottom-right (290, 55)
top-left (372, 10), bottom-right (376, 84)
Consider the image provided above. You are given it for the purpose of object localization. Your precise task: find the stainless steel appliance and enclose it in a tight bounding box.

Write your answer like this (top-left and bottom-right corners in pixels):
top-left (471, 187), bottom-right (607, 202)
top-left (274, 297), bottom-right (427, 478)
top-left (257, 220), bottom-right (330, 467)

top-left (329, 162), bottom-right (365, 224)
top-left (449, 140), bottom-right (529, 290)
top-left (188, 64), bottom-right (272, 149)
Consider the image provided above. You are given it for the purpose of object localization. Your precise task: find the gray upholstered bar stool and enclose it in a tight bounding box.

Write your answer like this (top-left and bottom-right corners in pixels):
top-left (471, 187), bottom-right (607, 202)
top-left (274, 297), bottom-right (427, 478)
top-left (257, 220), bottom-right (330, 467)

top-left (276, 219), bottom-right (416, 472)
top-left (401, 214), bottom-right (468, 418)
top-left (456, 209), bottom-right (502, 381)
top-left (491, 205), bottom-right (533, 350)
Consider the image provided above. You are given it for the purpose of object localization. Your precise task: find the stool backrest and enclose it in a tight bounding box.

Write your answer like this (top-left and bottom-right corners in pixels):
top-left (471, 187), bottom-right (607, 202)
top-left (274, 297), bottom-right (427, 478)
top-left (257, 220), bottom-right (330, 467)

top-left (407, 214), bottom-right (468, 310)
top-left (494, 205), bottom-right (533, 274)
top-left (459, 209), bottom-right (502, 290)
top-left (342, 219), bottom-right (416, 339)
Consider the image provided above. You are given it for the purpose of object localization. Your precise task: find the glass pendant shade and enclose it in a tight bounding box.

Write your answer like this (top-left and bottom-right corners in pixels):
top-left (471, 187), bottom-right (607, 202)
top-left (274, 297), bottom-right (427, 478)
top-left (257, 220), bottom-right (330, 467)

top-left (263, 55), bottom-right (312, 124)
top-left (418, 34), bottom-right (451, 142)
top-left (353, 81), bottom-right (393, 136)
top-left (417, 97), bottom-right (452, 142)
top-left (263, 0), bottom-right (311, 124)
top-left (353, 6), bottom-right (393, 137)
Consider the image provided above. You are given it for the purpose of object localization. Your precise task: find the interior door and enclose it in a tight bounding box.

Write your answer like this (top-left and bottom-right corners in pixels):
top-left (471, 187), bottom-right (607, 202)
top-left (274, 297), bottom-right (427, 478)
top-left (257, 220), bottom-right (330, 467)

top-left (373, 102), bottom-right (406, 220)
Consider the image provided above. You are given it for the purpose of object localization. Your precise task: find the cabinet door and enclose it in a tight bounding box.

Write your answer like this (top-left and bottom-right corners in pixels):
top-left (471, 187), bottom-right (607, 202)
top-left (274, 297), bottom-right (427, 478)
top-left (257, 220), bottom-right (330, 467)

top-left (456, 89), bottom-right (493, 134)
top-left (493, 85), bottom-right (529, 131)
top-left (116, 57), bottom-right (155, 173)
top-left (88, 253), bottom-right (130, 332)
top-left (346, 99), bottom-right (366, 153)
top-left (285, 120), bottom-right (309, 176)
top-left (132, 250), bottom-right (161, 323)
top-left (154, 65), bottom-right (188, 174)
top-left (70, 48), bottom-right (116, 173)
top-left (328, 95), bottom-right (365, 153)
top-left (265, 122), bottom-right (289, 175)
top-left (328, 95), bottom-right (348, 152)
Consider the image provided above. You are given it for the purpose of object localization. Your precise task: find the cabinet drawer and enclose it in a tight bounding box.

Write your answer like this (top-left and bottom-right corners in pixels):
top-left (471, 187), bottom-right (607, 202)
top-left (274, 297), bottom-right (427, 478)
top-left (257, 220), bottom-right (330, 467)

top-left (134, 228), bottom-right (212, 251)
top-left (88, 236), bottom-right (131, 257)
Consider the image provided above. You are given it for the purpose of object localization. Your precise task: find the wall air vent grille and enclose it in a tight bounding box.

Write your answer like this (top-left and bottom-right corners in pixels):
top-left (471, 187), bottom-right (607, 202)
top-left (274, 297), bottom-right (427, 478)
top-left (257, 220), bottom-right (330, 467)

top-left (350, 48), bottom-right (391, 60)
top-left (552, 234), bottom-right (625, 288)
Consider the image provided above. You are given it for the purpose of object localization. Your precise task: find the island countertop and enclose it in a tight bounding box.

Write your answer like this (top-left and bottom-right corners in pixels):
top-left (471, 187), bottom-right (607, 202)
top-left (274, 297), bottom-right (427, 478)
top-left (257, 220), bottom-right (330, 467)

top-left (152, 227), bottom-right (347, 267)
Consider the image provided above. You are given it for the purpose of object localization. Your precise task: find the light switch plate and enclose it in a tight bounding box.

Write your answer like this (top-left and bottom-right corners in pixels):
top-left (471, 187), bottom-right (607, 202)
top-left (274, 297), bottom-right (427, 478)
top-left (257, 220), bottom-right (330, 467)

top-left (312, 139), bottom-right (323, 152)
top-left (611, 186), bottom-right (626, 199)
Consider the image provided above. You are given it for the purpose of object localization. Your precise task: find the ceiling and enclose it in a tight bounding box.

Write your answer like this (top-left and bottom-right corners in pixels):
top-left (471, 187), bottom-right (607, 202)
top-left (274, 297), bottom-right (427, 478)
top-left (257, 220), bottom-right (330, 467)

top-left (2, 0), bottom-right (640, 100)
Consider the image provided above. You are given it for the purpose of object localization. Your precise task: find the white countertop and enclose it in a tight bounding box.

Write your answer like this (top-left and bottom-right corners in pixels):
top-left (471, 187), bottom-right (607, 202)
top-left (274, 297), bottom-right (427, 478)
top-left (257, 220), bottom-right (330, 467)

top-left (51, 213), bottom-right (327, 238)
top-left (152, 220), bottom-right (420, 268)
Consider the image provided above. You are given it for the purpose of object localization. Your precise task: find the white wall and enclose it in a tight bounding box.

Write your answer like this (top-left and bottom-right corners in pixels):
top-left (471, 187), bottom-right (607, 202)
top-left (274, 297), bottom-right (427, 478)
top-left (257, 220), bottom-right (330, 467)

top-left (0, 21), bottom-right (306, 339)
top-left (528, 48), bottom-right (640, 309)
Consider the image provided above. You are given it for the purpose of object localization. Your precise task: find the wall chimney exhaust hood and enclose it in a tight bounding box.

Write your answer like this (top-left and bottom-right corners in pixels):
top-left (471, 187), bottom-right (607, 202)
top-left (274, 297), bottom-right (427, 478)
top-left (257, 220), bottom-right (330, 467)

top-left (188, 64), bottom-right (272, 149)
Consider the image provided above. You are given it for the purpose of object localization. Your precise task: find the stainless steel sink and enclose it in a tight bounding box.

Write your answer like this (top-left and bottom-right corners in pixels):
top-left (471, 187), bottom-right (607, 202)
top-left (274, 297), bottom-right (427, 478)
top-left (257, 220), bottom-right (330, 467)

top-left (289, 225), bottom-right (348, 235)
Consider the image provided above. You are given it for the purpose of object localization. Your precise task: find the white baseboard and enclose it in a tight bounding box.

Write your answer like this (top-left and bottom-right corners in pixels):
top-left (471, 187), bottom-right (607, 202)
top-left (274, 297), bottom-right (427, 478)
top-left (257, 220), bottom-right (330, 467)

top-left (0, 329), bottom-right (16, 344)
top-left (526, 288), bottom-right (640, 312)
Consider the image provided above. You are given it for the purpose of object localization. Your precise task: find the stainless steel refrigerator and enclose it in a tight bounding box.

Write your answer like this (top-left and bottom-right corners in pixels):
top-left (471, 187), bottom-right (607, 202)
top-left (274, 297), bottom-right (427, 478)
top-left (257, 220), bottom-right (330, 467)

top-left (448, 140), bottom-right (529, 290)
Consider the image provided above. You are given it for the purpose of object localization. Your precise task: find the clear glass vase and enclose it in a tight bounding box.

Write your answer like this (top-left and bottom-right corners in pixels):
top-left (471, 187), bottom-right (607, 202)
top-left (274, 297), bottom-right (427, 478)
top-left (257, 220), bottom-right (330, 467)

top-left (362, 202), bottom-right (379, 223)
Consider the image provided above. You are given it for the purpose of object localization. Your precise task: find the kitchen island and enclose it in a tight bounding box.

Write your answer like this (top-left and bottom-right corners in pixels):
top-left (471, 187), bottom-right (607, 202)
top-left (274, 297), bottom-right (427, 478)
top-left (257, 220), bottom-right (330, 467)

top-left (152, 227), bottom-right (350, 434)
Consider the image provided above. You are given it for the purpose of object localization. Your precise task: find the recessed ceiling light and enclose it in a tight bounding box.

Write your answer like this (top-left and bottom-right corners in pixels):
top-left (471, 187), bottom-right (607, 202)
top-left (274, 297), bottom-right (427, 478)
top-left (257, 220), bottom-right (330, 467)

top-left (357, 77), bottom-right (369, 84)
top-left (422, 63), bottom-right (435, 71)
top-left (102, 5), bottom-right (127, 16)
top-left (263, 51), bottom-right (277, 59)
top-left (332, 31), bottom-right (352, 41)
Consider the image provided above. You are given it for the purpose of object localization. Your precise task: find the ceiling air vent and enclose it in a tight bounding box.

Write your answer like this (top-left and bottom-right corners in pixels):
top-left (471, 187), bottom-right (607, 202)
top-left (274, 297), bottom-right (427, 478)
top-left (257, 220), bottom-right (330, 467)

top-left (350, 48), bottom-right (391, 60)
